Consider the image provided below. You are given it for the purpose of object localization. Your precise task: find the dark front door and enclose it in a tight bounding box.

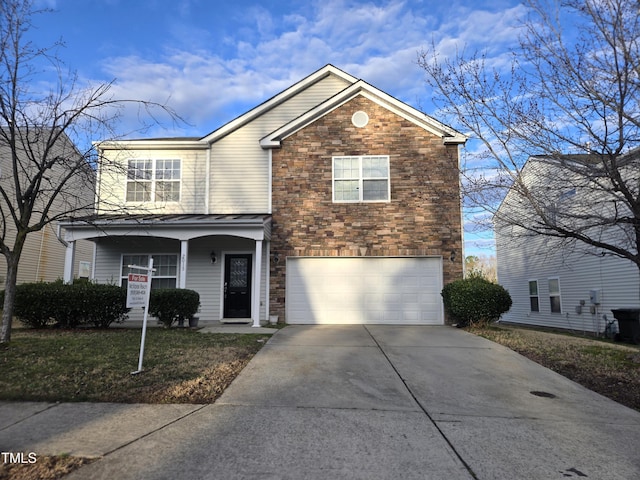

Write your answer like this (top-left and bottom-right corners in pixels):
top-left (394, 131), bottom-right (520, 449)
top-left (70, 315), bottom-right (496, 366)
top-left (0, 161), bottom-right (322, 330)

top-left (224, 254), bottom-right (252, 318)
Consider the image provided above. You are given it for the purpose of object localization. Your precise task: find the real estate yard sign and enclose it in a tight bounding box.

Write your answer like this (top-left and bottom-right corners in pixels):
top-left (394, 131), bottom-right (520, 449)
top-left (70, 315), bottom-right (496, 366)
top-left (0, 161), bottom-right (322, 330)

top-left (126, 273), bottom-right (150, 308)
top-left (127, 258), bottom-right (155, 375)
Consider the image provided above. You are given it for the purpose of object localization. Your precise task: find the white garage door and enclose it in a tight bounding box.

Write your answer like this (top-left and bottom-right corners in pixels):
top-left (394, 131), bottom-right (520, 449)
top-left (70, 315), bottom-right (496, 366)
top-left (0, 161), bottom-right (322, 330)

top-left (286, 257), bottom-right (443, 325)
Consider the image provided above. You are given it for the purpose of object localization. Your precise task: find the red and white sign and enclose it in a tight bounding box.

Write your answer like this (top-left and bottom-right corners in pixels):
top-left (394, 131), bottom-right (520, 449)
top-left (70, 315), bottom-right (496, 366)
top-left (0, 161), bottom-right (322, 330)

top-left (126, 273), bottom-right (150, 308)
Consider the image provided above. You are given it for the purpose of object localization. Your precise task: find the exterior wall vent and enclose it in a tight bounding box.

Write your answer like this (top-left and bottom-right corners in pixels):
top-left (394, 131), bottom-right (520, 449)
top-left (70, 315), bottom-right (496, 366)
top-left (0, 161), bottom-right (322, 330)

top-left (351, 111), bottom-right (369, 128)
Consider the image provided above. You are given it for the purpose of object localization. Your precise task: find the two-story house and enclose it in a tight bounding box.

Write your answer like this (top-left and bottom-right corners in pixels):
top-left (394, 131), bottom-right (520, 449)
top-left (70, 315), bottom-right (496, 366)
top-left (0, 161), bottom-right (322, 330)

top-left (495, 152), bottom-right (640, 334)
top-left (59, 64), bottom-right (467, 326)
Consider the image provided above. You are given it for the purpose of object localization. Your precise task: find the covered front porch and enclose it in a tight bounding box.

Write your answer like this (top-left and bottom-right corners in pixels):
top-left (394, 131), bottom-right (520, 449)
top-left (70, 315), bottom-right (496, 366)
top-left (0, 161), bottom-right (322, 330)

top-left (58, 214), bottom-right (272, 327)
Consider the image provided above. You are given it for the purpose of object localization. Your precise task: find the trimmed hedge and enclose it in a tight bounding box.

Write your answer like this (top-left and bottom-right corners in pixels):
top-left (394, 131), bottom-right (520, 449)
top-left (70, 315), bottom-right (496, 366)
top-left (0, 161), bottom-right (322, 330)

top-left (149, 288), bottom-right (200, 328)
top-left (1, 280), bottom-right (129, 328)
top-left (441, 277), bottom-right (512, 327)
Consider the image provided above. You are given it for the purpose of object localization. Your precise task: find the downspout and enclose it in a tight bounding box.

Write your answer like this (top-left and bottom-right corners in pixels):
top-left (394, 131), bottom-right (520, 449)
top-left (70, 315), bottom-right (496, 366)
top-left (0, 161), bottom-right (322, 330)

top-left (56, 223), bottom-right (69, 248)
top-left (93, 142), bottom-right (102, 215)
top-left (56, 224), bottom-right (70, 281)
top-left (268, 149), bottom-right (273, 214)
top-left (205, 146), bottom-right (211, 214)
top-left (458, 143), bottom-right (466, 278)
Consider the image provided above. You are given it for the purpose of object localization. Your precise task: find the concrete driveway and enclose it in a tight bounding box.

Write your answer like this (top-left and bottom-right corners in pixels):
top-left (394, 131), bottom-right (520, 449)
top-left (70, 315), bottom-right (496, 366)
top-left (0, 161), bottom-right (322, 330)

top-left (6, 325), bottom-right (640, 479)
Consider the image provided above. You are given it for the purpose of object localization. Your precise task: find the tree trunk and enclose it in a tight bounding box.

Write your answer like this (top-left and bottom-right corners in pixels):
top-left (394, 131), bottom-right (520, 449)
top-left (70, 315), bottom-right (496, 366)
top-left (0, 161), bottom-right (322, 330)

top-left (0, 254), bottom-right (20, 343)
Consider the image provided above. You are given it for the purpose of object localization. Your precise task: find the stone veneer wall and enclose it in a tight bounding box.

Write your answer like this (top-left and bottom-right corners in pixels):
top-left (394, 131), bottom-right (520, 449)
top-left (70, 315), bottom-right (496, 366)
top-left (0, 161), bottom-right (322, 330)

top-left (270, 95), bottom-right (463, 322)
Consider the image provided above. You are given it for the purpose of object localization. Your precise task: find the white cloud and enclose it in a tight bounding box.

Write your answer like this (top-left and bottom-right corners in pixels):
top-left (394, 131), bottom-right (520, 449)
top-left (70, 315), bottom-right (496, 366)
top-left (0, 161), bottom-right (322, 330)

top-left (89, 0), bottom-right (526, 142)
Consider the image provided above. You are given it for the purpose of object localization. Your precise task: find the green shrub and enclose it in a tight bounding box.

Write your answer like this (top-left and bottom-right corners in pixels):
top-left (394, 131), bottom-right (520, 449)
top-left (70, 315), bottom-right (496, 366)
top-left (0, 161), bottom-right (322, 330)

top-left (0, 283), bottom-right (56, 328)
top-left (1, 281), bottom-right (129, 329)
top-left (441, 277), bottom-right (512, 327)
top-left (65, 281), bottom-right (130, 328)
top-left (149, 288), bottom-right (200, 328)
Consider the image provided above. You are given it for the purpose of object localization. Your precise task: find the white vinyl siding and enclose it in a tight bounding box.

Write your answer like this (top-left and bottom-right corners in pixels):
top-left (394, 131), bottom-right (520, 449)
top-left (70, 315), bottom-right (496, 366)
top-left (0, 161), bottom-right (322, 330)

top-left (210, 75), bottom-right (352, 213)
top-left (496, 227), bottom-right (640, 334)
top-left (6, 223), bottom-right (94, 284)
top-left (97, 74), bottom-right (351, 215)
top-left (98, 149), bottom-right (207, 215)
top-left (94, 236), bottom-right (269, 324)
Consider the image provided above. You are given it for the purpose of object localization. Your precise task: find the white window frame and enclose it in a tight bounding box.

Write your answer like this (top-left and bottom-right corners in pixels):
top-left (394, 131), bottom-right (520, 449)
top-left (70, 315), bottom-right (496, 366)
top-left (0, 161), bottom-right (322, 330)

top-left (126, 159), bottom-right (181, 203)
top-left (528, 279), bottom-right (539, 313)
top-left (332, 155), bottom-right (390, 203)
top-left (126, 159), bottom-right (152, 202)
top-left (548, 277), bottom-right (562, 314)
top-left (121, 254), bottom-right (179, 290)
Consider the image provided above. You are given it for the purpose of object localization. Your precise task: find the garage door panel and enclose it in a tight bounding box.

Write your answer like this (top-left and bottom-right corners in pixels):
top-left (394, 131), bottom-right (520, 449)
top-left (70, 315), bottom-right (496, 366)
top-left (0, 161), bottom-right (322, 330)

top-left (286, 257), bottom-right (443, 325)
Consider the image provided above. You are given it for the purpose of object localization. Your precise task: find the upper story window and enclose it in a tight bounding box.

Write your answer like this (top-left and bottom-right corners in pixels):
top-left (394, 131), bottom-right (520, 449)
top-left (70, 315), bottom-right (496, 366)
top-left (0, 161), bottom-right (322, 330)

top-left (332, 155), bottom-right (390, 203)
top-left (548, 188), bottom-right (576, 224)
top-left (126, 159), bottom-right (181, 202)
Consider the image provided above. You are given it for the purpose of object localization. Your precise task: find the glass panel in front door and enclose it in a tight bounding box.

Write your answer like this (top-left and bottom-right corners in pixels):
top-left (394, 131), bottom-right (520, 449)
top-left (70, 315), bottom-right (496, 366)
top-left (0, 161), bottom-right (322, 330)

top-left (224, 254), bottom-right (252, 318)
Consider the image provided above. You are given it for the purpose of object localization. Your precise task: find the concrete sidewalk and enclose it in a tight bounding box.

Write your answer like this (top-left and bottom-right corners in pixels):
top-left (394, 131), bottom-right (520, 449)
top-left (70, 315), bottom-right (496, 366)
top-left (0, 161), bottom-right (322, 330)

top-left (2, 325), bottom-right (640, 479)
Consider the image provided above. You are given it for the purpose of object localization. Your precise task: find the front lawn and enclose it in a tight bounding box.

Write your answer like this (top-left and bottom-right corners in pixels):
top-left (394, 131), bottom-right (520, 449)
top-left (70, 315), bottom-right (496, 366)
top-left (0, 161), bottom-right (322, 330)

top-left (0, 327), bottom-right (272, 480)
top-left (0, 328), bottom-right (271, 404)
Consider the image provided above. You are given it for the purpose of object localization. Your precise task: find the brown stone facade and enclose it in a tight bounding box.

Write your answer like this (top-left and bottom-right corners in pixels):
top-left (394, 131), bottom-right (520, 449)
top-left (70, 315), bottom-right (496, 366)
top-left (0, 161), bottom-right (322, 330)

top-left (270, 95), bottom-right (463, 321)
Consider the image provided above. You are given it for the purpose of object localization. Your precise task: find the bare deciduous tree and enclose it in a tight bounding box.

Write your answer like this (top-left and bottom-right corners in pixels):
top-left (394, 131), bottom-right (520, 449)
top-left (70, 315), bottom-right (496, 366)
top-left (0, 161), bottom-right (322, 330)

top-left (418, 0), bottom-right (640, 277)
top-left (0, 0), bottom-right (180, 343)
top-left (465, 255), bottom-right (497, 282)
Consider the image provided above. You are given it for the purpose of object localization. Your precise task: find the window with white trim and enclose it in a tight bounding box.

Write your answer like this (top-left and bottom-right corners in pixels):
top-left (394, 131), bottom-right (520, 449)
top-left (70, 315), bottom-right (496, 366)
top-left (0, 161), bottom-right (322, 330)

top-left (548, 278), bottom-right (562, 313)
top-left (332, 155), bottom-right (390, 202)
top-left (528, 280), bottom-right (539, 312)
top-left (126, 159), bottom-right (181, 202)
top-left (121, 254), bottom-right (178, 289)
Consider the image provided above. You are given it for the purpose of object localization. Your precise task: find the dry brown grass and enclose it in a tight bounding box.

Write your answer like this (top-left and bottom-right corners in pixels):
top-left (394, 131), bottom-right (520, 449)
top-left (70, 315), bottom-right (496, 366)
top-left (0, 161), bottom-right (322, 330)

top-left (0, 455), bottom-right (94, 480)
top-left (471, 324), bottom-right (640, 411)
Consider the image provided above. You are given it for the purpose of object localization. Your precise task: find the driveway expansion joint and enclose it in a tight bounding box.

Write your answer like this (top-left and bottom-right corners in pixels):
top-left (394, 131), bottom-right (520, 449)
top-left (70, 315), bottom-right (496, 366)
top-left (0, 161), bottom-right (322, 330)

top-left (363, 325), bottom-right (480, 480)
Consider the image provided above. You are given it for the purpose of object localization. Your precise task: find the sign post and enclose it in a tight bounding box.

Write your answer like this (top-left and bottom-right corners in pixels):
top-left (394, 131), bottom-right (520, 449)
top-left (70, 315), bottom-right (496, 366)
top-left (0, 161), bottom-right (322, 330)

top-left (127, 257), bottom-right (155, 375)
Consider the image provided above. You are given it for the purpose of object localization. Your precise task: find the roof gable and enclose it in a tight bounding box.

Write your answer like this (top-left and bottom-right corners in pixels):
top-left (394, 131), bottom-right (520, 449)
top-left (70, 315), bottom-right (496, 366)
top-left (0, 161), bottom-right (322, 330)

top-left (200, 64), bottom-right (358, 144)
top-left (259, 79), bottom-right (467, 148)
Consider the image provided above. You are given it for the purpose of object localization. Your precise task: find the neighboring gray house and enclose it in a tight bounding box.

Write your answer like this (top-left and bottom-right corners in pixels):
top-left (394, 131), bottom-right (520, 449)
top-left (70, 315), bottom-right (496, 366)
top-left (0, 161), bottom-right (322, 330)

top-left (495, 153), bottom-right (640, 334)
top-left (59, 65), bottom-right (467, 326)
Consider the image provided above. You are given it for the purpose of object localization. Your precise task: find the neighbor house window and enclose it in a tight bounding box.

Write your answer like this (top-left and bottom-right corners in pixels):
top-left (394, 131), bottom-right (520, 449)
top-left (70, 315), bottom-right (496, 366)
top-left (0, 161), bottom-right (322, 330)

top-left (548, 278), bottom-right (562, 313)
top-left (121, 254), bottom-right (178, 289)
top-left (548, 188), bottom-right (576, 225)
top-left (126, 159), bottom-right (181, 202)
top-left (332, 155), bottom-right (390, 202)
top-left (528, 280), bottom-right (539, 312)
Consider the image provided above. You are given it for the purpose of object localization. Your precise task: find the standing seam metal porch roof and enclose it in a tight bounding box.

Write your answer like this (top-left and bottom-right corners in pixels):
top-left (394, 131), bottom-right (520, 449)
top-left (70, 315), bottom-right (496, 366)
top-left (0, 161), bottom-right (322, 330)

top-left (59, 214), bottom-right (272, 242)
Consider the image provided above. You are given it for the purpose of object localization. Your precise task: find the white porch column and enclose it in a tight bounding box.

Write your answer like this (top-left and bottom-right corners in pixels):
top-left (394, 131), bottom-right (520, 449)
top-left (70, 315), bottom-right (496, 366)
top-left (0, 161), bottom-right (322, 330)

top-left (63, 241), bottom-right (76, 284)
top-left (252, 239), bottom-right (263, 327)
top-left (179, 240), bottom-right (188, 289)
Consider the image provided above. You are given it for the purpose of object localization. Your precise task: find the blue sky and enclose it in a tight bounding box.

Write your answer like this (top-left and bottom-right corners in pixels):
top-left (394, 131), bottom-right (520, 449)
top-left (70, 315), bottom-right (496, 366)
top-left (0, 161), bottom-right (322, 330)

top-left (31, 0), bottom-right (529, 257)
